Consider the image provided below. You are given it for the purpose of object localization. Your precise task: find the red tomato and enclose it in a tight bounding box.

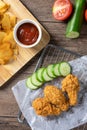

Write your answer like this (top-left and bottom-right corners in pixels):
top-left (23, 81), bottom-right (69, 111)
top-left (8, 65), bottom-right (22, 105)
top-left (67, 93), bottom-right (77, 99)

top-left (52, 0), bottom-right (73, 21)
top-left (85, 9), bottom-right (87, 22)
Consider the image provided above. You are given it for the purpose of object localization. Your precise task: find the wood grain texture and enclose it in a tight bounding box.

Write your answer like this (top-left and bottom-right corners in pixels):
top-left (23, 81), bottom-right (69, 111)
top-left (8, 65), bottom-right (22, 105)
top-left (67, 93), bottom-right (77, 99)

top-left (0, 116), bottom-right (31, 130)
top-left (0, 0), bottom-right (87, 130)
top-left (0, 0), bottom-right (50, 87)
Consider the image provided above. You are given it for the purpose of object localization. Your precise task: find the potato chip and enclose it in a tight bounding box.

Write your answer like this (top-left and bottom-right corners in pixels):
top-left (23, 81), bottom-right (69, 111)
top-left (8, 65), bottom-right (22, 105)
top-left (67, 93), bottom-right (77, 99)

top-left (0, 31), bottom-right (6, 43)
top-left (13, 46), bottom-right (19, 55)
top-left (0, 0), bottom-right (7, 9)
top-left (1, 13), bottom-right (11, 31)
top-left (10, 16), bottom-right (17, 27)
top-left (0, 42), bottom-right (13, 65)
top-left (3, 31), bottom-right (16, 48)
top-left (0, 0), bottom-right (9, 14)
top-left (0, 1), bottom-right (18, 65)
top-left (6, 12), bottom-right (17, 27)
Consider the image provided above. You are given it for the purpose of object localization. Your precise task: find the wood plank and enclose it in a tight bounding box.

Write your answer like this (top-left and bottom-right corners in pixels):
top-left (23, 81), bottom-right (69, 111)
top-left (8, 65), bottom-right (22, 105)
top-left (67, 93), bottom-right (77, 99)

top-left (0, 116), bottom-right (31, 130)
top-left (0, 0), bottom-right (50, 87)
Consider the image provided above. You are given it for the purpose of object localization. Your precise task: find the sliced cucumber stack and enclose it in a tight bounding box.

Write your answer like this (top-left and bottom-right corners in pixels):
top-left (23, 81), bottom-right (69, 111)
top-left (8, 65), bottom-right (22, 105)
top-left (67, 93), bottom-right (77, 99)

top-left (46, 64), bottom-right (56, 78)
top-left (31, 73), bottom-right (43, 86)
top-left (26, 61), bottom-right (71, 90)
top-left (36, 68), bottom-right (45, 82)
top-left (26, 77), bottom-right (38, 90)
top-left (42, 68), bottom-right (53, 82)
top-left (59, 62), bottom-right (71, 76)
top-left (53, 63), bottom-right (61, 76)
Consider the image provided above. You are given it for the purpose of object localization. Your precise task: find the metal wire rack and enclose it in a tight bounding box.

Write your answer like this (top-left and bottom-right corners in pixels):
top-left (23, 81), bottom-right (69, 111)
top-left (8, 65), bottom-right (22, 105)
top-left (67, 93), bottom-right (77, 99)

top-left (17, 44), bottom-right (87, 130)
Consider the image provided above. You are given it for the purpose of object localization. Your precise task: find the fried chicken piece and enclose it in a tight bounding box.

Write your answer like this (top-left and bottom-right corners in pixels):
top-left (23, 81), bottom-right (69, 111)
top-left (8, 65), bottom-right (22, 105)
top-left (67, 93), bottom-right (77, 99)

top-left (32, 97), bottom-right (53, 116)
top-left (32, 97), bottom-right (62, 116)
top-left (32, 98), bottom-right (62, 116)
top-left (62, 74), bottom-right (80, 106)
top-left (32, 86), bottom-right (70, 116)
top-left (44, 85), bottom-right (69, 111)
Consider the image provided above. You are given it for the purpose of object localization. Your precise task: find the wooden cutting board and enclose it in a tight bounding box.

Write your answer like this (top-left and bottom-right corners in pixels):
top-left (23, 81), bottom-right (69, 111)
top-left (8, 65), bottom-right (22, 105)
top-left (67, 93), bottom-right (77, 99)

top-left (0, 0), bottom-right (50, 87)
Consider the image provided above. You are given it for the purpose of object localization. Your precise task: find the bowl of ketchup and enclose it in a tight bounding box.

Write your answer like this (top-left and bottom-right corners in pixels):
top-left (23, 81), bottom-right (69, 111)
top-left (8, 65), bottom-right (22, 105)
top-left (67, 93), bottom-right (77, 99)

top-left (13, 19), bottom-right (42, 48)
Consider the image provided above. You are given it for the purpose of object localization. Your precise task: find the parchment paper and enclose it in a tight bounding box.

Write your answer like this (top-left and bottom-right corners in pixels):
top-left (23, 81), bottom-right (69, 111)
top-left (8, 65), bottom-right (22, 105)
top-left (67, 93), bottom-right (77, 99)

top-left (12, 55), bottom-right (87, 130)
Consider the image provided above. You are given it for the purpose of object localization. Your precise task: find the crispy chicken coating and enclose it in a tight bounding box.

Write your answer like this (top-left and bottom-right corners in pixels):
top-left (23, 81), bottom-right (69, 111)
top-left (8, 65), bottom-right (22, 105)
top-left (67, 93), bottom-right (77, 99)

top-left (44, 85), bottom-right (69, 111)
top-left (32, 86), bottom-right (69, 116)
top-left (62, 74), bottom-right (80, 106)
top-left (51, 105), bottom-right (61, 115)
top-left (59, 102), bottom-right (69, 111)
top-left (32, 97), bottom-right (61, 116)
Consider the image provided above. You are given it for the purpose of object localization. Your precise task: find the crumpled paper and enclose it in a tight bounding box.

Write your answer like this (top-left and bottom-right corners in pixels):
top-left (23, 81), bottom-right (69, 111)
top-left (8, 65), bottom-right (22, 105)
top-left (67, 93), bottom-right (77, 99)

top-left (12, 55), bottom-right (87, 130)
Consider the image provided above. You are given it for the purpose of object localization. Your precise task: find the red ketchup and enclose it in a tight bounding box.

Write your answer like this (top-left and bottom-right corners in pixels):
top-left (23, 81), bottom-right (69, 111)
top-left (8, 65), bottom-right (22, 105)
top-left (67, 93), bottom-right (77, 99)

top-left (17, 23), bottom-right (39, 45)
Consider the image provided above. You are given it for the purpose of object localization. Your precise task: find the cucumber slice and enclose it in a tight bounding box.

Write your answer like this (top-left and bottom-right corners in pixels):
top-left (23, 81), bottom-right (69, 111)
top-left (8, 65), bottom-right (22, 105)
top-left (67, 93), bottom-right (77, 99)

top-left (42, 68), bottom-right (53, 82)
top-left (26, 77), bottom-right (38, 90)
top-left (31, 72), bottom-right (43, 86)
top-left (46, 64), bottom-right (56, 78)
top-left (53, 63), bottom-right (61, 76)
top-left (36, 68), bottom-right (45, 82)
top-left (59, 62), bottom-right (71, 76)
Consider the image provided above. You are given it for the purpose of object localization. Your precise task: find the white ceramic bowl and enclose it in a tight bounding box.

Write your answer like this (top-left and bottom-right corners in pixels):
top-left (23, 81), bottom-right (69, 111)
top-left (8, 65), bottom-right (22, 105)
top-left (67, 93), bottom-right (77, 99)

top-left (13, 19), bottom-right (42, 48)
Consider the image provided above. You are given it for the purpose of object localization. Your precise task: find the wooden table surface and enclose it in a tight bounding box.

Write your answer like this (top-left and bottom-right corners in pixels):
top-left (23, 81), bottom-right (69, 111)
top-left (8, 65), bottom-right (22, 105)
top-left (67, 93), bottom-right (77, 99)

top-left (0, 0), bottom-right (87, 130)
